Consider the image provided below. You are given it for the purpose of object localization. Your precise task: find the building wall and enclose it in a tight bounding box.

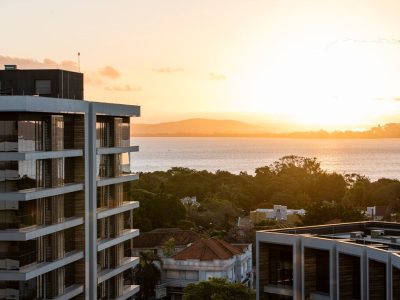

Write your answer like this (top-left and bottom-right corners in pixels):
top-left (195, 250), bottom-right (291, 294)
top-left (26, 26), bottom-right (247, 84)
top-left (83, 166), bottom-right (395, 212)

top-left (0, 95), bottom-right (140, 300)
top-left (0, 69), bottom-right (84, 99)
top-left (257, 231), bottom-right (400, 300)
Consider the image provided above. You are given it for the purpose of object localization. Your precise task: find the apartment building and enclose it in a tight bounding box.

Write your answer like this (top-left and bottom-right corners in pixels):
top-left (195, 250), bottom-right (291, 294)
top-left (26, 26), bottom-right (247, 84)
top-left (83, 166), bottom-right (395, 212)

top-left (256, 221), bottom-right (400, 300)
top-left (0, 65), bottom-right (140, 300)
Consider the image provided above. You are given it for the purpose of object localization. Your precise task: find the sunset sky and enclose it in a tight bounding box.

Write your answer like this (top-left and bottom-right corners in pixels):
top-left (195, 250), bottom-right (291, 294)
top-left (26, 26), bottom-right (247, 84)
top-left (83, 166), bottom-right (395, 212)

top-left (2, 0), bottom-right (400, 131)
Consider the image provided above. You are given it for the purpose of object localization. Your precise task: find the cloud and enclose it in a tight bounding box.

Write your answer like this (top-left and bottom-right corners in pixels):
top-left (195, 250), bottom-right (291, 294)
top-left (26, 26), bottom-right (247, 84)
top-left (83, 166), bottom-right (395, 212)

top-left (84, 76), bottom-right (104, 86)
top-left (99, 65), bottom-right (120, 79)
top-left (209, 72), bottom-right (226, 80)
top-left (0, 55), bottom-right (78, 71)
top-left (153, 67), bottom-right (184, 74)
top-left (105, 84), bottom-right (142, 92)
top-left (0, 55), bottom-right (130, 87)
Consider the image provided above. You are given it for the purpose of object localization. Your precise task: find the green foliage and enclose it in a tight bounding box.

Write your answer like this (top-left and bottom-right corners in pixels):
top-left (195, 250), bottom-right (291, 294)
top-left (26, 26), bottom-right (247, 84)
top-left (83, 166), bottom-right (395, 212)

top-left (134, 251), bottom-right (161, 299)
top-left (126, 155), bottom-right (400, 232)
top-left (301, 201), bottom-right (365, 226)
top-left (183, 278), bottom-right (255, 300)
top-left (162, 237), bottom-right (176, 257)
top-left (127, 188), bottom-right (186, 232)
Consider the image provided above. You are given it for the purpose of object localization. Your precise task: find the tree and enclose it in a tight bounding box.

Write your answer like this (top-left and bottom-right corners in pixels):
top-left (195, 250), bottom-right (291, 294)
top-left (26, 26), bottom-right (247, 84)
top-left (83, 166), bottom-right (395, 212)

top-left (183, 278), bottom-right (255, 300)
top-left (301, 201), bottom-right (365, 226)
top-left (134, 251), bottom-right (161, 299)
top-left (162, 237), bottom-right (176, 257)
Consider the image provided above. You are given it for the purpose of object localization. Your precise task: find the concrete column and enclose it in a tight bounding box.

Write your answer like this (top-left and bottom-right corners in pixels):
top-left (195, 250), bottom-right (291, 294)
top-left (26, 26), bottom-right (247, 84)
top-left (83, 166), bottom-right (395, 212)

top-left (330, 245), bottom-right (337, 300)
top-left (88, 105), bottom-right (98, 300)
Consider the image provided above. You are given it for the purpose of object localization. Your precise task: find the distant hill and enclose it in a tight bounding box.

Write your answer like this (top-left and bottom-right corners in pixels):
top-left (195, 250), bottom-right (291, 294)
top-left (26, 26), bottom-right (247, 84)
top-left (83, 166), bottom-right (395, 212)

top-left (132, 118), bottom-right (266, 136)
top-left (132, 119), bottom-right (400, 138)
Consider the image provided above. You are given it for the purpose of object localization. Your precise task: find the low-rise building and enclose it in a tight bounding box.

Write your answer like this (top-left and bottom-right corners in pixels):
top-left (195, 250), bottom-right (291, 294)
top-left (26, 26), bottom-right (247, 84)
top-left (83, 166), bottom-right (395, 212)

top-left (180, 196), bottom-right (200, 207)
top-left (366, 206), bottom-right (387, 220)
top-left (250, 205), bottom-right (305, 224)
top-left (256, 221), bottom-right (400, 300)
top-left (163, 237), bottom-right (252, 299)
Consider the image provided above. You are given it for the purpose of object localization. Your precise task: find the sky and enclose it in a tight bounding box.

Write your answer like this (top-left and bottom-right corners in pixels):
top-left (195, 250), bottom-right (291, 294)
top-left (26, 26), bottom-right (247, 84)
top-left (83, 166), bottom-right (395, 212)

top-left (2, 0), bottom-right (400, 131)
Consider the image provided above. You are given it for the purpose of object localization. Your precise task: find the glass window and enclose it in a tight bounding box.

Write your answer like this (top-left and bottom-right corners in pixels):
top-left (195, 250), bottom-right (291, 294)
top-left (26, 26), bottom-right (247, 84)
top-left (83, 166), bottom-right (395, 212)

top-left (18, 120), bottom-right (43, 152)
top-left (268, 244), bottom-right (293, 287)
top-left (0, 121), bottom-right (17, 152)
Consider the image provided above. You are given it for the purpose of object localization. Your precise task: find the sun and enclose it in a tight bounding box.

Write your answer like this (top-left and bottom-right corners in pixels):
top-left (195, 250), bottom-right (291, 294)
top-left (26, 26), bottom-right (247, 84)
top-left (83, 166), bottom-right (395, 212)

top-left (232, 33), bottom-right (400, 130)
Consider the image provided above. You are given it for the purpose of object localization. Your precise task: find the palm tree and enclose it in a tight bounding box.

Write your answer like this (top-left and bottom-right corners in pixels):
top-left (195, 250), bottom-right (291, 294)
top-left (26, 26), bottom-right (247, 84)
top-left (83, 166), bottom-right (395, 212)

top-left (134, 251), bottom-right (162, 299)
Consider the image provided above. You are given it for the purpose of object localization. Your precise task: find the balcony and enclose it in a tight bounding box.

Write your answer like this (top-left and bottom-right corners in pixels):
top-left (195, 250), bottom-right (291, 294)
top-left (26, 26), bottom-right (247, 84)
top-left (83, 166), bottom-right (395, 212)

top-left (113, 285), bottom-right (140, 300)
top-left (50, 284), bottom-right (84, 300)
top-left (97, 174), bottom-right (139, 187)
top-left (264, 284), bottom-right (293, 297)
top-left (0, 149), bottom-right (83, 161)
top-left (97, 229), bottom-right (139, 251)
top-left (0, 250), bottom-right (84, 281)
top-left (0, 183), bottom-right (84, 201)
top-left (163, 278), bottom-right (200, 288)
top-left (0, 250), bottom-right (36, 271)
top-left (97, 146), bottom-right (139, 155)
top-left (0, 217), bottom-right (84, 241)
top-left (97, 201), bottom-right (139, 219)
top-left (97, 256), bottom-right (139, 284)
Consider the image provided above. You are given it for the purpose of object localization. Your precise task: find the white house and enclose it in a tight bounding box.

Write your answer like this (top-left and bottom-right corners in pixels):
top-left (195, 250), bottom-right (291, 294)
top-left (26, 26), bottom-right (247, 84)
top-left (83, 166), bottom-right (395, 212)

top-left (161, 237), bottom-right (252, 299)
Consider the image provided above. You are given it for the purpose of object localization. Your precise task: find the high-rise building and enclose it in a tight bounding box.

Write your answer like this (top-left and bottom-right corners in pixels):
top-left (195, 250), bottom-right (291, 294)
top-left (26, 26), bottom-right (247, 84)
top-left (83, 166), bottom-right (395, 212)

top-left (0, 65), bottom-right (140, 299)
top-left (256, 221), bottom-right (400, 300)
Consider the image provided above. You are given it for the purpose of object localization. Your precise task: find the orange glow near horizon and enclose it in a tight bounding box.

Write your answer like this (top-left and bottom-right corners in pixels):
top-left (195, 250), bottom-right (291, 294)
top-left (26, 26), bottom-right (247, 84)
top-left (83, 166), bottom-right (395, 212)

top-left (3, 0), bottom-right (400, 130)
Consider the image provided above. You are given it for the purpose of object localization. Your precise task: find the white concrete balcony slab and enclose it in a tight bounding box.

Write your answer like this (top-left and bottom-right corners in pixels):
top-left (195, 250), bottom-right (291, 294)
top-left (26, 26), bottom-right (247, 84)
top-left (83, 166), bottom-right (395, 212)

top-left (264, 285), bottom-right (293, 297)
top-left (0, 149), bottom-right (83, 161)
top-left (0, 217), bottom-right (84, 241)
top-left (0, 96), bottom-right (88, 114)
top-left (97, 146), bottom-right (139, 155)
top-left (113, 285), bottom-right (140, 300)
top-left (97, 174), bottom-right (139, 187)
top-left (91, 102), bottom-right (140, 117)
top-left (97, 201), bottom-right (139, 219)
top-left (97, 229), bottom-right (139, 252)
top-left (163, 278), bottom-right (199, 288)
top-left (0, 183), bottom-right (84, 201)
top-left (97, 257), bottom-right (139, 284)
top-left (0, 250), bottom-right (84, 281)
top-left (50, 284), bottom-right (84, 300)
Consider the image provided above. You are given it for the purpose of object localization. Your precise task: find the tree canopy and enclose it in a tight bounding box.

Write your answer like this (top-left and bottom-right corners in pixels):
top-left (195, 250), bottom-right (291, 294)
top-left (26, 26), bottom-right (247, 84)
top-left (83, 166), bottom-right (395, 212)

top-left (183, 278), bottom-right (255, 300)
top-left (124, 155), bottom-right (400, 233)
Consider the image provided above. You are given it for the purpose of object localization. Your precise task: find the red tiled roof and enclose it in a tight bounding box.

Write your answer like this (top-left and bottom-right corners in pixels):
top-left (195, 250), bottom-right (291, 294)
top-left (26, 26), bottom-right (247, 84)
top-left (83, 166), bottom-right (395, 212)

top-left (172, 237), bottom-right (243, 261)
top-left (131, 228), bottom-right (200, 248)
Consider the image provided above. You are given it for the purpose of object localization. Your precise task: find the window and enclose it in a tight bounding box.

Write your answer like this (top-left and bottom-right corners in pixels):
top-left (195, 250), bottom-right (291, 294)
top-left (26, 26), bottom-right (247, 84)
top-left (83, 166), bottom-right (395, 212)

top-left (35, 80), bottom-right (51, 95)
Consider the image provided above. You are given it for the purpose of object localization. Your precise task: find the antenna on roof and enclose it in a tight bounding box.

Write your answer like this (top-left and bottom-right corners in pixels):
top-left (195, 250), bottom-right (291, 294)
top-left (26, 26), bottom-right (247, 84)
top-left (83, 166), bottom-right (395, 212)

top-left (77, 52), bottom-right (81, 72)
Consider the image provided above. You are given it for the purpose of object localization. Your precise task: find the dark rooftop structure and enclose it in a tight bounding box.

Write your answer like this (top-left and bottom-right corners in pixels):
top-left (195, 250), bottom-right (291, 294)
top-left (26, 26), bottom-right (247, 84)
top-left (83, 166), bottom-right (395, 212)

top-left (130, 228), bottom-right (200, 248)
top-left (0, 65), bottom-right (83, 99)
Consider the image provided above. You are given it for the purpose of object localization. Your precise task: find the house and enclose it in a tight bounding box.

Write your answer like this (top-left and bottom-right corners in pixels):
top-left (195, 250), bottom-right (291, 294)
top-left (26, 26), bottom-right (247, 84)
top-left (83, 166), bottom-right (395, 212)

top-left (250, 205), bottom-right (305, 224)
top-left (366, 205), bottom-right (387, 220)
top-left (130, 228), bottom-right (200, 258)
top-left (162, 237), bottom-right (252, 299)
top-left (180, 196), bottom-right (200, 207)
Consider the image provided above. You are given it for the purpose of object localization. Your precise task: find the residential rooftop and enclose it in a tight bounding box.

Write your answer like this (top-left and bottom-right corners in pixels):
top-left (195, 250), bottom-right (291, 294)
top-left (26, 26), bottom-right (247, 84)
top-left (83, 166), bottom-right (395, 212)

top-left (130, 228), bottom-right (200, 248)
top-left (172, 237), bottom-right (243, 261)
top-left (259, 221), bottom-right (400, 252)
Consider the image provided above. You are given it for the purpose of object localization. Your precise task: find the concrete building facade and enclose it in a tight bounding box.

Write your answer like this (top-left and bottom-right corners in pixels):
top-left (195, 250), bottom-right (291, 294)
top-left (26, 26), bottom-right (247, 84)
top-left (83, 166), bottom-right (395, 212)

top-left (0, 67), bottom-right (140, 299)
top-left (256, 221), bottom-right (400, 300)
